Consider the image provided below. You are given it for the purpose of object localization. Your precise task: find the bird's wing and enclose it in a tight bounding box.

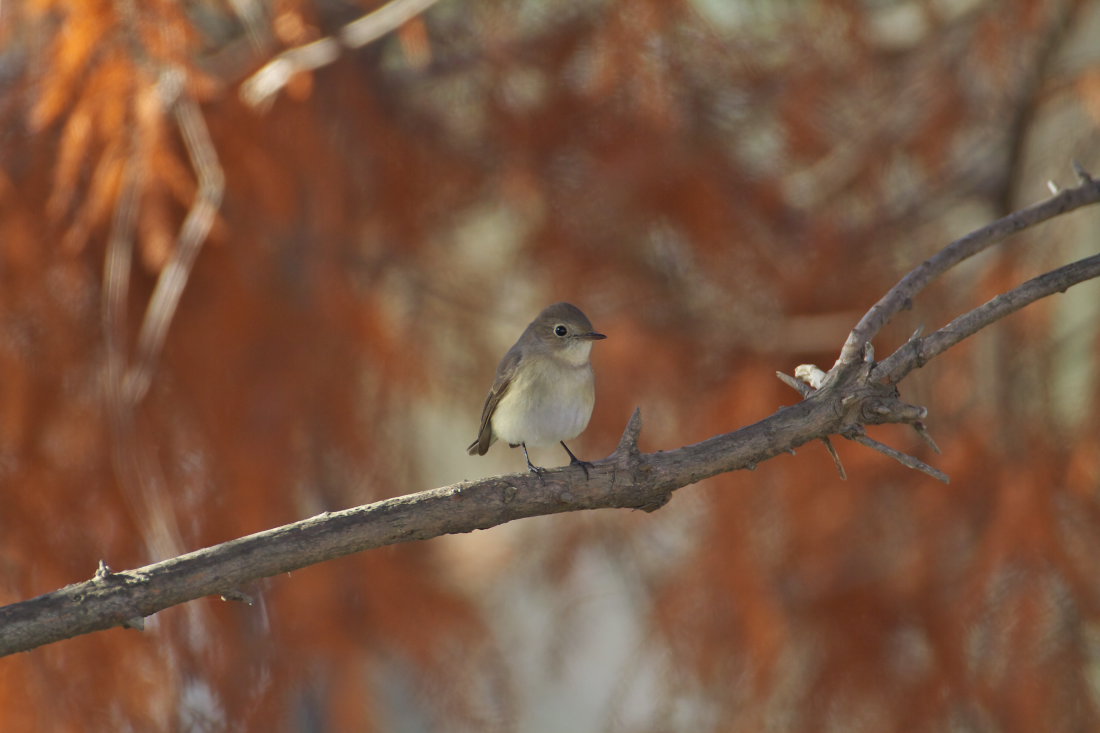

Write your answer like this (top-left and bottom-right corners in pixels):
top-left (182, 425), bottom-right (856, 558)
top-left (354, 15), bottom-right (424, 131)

top-left (467, 347), bottom-right (522, 455)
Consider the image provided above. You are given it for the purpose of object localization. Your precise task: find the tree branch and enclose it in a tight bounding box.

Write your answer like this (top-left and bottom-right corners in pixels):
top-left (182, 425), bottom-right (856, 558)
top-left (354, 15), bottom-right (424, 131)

top-left (833, 175), bottom-right (1100, 379)
top-left (3, 172), bottom-right (1100, 657)
top-left (873, 252), bottom-right (1100, 384)
top-left (843, 429), bottom-right (950, 483)
top-left (123, 74), bottom-right (225, 404)
top-left (240, 0), bottom-right (445, 108)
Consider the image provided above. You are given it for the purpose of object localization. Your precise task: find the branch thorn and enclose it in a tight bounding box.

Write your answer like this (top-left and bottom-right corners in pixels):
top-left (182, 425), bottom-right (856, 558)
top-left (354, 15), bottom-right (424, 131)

top-left (912, 421), bottom-right (942, 454)
top-left (122, 617), bottom-right (146, 631)
top-left (777, 370), bottom-right (813, 397)
top-left (220, 589), bottom-right (255, 605)
top-left (1072, 159), bottom-right (1094, 184)
top-left (821, 436), bottom-right (847, 480)
top-left (845, 432), bottom-right (949, 483)
top-left (615, 408), bottom-right (643, 459)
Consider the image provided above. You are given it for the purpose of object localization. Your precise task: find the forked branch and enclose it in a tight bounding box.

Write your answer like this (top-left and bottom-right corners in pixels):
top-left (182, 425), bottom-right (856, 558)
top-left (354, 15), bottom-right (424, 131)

top-left (833, 172), bottom-right (1100, 379)
top-left (124, 74), bottom-right (225, 404)
top-left (874, 252), bottom-right (1100, 384)
top-left (785, 168), bottom-right (1100, 480)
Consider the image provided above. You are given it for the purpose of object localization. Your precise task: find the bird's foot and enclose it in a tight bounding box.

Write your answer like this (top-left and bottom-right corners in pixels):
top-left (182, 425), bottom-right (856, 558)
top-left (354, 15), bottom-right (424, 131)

top-left (569, 457), bottom-right (593, 480)
top-left (522, 444), bottom-right (546, 480)
top-left (560, 441), bottom-right (594, 480)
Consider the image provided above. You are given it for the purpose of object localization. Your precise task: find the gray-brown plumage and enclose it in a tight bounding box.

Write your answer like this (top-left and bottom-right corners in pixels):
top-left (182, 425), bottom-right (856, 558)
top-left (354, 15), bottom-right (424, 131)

top-left (467, 302), bottom-right (606, 474)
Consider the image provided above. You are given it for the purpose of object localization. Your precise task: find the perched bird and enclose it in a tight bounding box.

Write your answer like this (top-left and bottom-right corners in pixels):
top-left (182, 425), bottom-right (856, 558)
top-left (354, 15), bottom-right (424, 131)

top-left (467, 302), bottom-right (606, 476)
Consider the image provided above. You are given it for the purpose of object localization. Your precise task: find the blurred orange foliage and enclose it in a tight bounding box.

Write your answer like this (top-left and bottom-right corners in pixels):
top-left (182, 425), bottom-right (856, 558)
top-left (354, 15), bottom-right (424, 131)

top-left (1, 0), bottom-right (1099, 730)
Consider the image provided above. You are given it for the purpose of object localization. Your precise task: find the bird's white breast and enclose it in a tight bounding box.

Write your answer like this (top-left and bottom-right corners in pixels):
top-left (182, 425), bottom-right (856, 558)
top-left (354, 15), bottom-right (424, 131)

top-left (491, 352), bottom-right (596, 448)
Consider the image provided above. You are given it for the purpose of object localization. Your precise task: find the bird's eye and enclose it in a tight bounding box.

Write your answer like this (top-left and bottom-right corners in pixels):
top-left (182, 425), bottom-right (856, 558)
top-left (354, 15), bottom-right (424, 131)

top-left (554, 324), bottom-right (568, 337)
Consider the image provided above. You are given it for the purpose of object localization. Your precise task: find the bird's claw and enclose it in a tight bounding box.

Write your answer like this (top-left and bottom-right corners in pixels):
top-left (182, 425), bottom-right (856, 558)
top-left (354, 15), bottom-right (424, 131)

top-left (570, 458), bottom-right (593, 480)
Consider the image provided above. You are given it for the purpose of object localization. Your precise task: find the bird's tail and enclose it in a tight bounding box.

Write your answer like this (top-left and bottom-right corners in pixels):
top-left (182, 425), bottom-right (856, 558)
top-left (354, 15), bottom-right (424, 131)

top-left (467, 434), bottom-right (493, 456)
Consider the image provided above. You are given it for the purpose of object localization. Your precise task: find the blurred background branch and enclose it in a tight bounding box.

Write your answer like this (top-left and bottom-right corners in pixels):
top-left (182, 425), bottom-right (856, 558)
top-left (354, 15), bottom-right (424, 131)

top-left (240, 0), bottom-right (445, 107)
top-left (2, 0), bottom-right (1100, 731)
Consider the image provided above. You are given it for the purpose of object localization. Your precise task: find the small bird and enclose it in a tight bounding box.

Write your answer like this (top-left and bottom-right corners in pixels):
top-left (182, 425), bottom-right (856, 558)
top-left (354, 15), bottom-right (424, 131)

top-left (467, 302), bottom-right (606, 476)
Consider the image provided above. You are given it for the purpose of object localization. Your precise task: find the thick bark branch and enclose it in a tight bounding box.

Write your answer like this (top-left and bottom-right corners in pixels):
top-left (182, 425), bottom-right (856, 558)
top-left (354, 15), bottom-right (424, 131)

top-left (3, 174), bottom-right (1099, 657)
top-left (0, 400), bottom-right (825, 657)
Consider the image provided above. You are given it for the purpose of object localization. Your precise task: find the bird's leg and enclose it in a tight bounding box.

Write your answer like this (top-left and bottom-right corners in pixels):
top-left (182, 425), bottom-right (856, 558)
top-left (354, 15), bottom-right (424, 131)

top-left (522, 443), bottom-right (546, 479)
top-left (560, 441), bottom-right (593, 479)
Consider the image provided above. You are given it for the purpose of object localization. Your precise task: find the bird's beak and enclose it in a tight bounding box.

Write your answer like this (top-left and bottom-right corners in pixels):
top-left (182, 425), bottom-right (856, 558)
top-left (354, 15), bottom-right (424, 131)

top-left (579, 331), bottom-right (607, 341)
